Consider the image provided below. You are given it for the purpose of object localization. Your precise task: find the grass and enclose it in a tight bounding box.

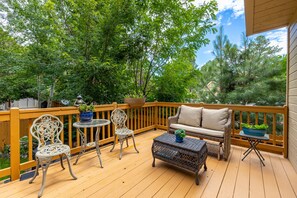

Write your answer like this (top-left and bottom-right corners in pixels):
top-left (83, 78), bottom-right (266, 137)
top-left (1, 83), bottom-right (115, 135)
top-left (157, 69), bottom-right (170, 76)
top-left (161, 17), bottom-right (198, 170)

top-left (0, 157), bottom-right (28, 181)
top-left (0, 157), bottom-right (10, 169)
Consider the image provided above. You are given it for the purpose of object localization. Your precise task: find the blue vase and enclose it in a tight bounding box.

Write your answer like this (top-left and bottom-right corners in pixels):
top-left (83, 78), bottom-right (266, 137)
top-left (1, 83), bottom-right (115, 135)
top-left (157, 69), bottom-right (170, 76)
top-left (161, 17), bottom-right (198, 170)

top-left (80, 112), bottom-right (93, 122)
top-left (175, 135), bottom-right (183, 143)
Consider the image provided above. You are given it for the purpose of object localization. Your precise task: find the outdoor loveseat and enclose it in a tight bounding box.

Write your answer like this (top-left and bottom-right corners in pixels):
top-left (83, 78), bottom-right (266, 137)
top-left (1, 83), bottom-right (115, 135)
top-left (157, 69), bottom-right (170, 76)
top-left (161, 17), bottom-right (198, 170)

top-left (168, 105), bottom-right (232, 160)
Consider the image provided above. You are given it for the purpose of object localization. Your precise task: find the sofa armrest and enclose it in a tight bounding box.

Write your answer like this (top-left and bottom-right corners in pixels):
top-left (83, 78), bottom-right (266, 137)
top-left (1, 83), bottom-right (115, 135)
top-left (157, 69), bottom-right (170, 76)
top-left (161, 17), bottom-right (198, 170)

top-left (223, 110), bottom-right (232, 160)
top-left (224, 117), bottom-right (232, 132)
top-left (224, 109), bottom-right (232, 133)
top-left (167, 107), bottom-right (181, 133)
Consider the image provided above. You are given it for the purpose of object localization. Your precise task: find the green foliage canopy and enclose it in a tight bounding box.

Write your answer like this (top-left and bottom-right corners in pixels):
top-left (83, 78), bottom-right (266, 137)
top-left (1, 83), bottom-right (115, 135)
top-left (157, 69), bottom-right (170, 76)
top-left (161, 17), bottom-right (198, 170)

top-left (196, 27), bottom-right (286, 106)
top-left (0, 0), bottom-right (218, 105)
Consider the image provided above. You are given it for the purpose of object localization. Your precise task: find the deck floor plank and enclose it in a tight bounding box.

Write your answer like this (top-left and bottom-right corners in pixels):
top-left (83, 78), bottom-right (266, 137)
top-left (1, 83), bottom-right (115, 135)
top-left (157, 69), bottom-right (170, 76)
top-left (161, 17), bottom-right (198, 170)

top-left (152, 169), bottom-right (185, 198)
top-left (217, 146), bottom-right (241, 198)
top-left (281, 157), bottom-right (297, 196)
top-left (168, 172), bottom-right (195, 198)
top-left (270, 153), bottom-right (296, 198)
top-left (67, 141), bottom-right (158, 197)
top-left (261, 153), bottom-right (281, 198)
top-left (3, 131), bottom-right (158, 198)
top-left (136, 167), bottom-right (176, 197)
top-left (88, 161), bottom-right (161, 198)
top-left (184, 155), bottom-right (219, 198)
top-left (120, 165), bottom-right (169, 198)
top-left (233, 147), bottom-right (250, 198)
top-left (0, 130), bottom-right (296, 198)
top-left (249, 152), bottom-right (265, 198)
top-left (200, 149), bottom-right (232, 198)
top-left (27, 131), bottom-right (160, 198)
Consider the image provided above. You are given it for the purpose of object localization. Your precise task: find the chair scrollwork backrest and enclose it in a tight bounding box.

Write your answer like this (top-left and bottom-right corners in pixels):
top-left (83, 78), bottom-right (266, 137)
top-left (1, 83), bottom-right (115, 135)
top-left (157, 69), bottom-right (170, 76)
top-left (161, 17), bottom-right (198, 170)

top-left (110, 109), bottom-right (127, 129)
top-left (30, 114), bottom-right (63, 150)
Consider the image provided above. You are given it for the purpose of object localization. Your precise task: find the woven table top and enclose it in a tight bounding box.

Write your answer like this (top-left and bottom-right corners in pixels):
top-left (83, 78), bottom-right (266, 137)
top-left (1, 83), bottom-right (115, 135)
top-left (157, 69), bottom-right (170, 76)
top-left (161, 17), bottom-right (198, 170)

top-left (153, 133), bottom-right (206, 152)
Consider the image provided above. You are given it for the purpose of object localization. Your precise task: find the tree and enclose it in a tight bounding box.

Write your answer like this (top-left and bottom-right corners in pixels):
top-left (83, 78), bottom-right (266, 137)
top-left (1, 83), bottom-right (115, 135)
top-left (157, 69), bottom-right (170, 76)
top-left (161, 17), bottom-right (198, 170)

top-left (152, 50), bottom-right (200, 102)
top-left (0, 0), bottom-right (218, 105)
top-left (124, 0), bottom-right (217, 97)
top-left (227, 35), bottom-right (284, 105)
top-left (1, 0), bottom-right (68, 107)
top-left (211, 26), bottom-right (238, 102)
top-left (0, 28), bottom-right (33, 104)
top-left (196, 31), bottom-right (286, 106)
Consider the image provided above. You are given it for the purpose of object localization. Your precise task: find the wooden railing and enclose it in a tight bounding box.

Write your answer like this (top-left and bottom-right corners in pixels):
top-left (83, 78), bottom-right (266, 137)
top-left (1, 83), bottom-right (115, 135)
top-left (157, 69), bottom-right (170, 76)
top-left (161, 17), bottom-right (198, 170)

top-left (156, 102), bottom-right (288, 157)
top-left (0, 102), bottom-right (288, 182)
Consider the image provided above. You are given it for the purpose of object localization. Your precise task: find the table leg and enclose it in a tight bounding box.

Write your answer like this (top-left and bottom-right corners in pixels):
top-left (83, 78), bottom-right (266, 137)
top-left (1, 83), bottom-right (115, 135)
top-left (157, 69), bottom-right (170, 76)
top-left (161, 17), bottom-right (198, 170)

top-left (195, 171), bottom-right (199, 185)
top-left (242, 139), bottom-right (256, 161)
top-left (243, 145), bottom-right (253, 155)
top-left (152, 143), bottom-right (155, 167)
top-left (242, 138), bottom-right (265, 166)
top-left (252, 143), bottom-right (265, 161)
top-left (74, 128), bottom-right (86, 165)
top-left (204, 162), bottom-right (207, 171)
top-left (95, 127), bottom-right (103, 168)
top-left (242, 148), bottom-right (253, 161)
top-left (254, 150), bottom-right (266, 166)
top-left (250, 140), bottom-right (265, 166)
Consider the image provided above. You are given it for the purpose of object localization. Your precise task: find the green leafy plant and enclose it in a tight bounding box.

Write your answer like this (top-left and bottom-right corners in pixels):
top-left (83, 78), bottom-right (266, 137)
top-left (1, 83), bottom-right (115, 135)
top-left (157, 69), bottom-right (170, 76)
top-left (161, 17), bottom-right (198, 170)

top-left (125, 90), bottom-right (144, 98)
top-left (78, 104), bottom-right (94, 112)
top-left (241, 123), bottom-right (268, 130)
top-left (175, 129), bottom-right (186, 138)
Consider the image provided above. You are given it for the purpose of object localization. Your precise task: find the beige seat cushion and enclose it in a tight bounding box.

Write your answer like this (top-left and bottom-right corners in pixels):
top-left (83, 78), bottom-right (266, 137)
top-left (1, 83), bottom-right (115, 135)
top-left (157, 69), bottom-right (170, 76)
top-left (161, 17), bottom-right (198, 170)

top-left (170, 123), bottom-right (224, 138)
top-left (177, 105), bottom-right (202, 127)
top-left (202, 108), bottom-right (229, 131)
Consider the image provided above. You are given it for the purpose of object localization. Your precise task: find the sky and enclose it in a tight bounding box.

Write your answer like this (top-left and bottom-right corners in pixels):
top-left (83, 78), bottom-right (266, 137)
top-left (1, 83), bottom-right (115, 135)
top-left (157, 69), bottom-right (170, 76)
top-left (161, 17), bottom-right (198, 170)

top-left (194, 0), bottom-right (287, 67)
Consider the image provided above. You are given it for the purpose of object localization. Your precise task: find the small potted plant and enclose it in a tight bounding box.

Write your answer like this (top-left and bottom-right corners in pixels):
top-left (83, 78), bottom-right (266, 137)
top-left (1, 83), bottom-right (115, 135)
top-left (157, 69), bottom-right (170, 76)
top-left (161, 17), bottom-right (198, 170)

top-left (175, 129), bottom-right (186, 143)
top-left (78, 104), bottom-right (94, 122)
top-left (241, 123), bottom-right (268, 137)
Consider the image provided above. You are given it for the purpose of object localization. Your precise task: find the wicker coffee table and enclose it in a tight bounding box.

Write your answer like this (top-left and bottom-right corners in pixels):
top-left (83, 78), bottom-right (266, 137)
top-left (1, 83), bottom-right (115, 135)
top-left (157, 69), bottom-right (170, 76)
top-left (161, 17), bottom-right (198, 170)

top-left (152, 133), bottom-right (207, 185)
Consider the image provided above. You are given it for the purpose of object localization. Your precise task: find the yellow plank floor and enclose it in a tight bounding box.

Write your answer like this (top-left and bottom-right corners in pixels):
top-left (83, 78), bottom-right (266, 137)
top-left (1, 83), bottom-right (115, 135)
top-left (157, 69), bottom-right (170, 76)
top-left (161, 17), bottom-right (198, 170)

top-left (0, 130), bottom-right (296, 198)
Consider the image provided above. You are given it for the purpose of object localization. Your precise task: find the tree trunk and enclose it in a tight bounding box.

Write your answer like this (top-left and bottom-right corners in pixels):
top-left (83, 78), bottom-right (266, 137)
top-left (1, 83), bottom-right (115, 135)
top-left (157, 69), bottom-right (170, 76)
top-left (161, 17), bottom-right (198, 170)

top-left (47, 80), bottom-right (57, 108)
top-left (37, 76), bottom-right (41, 108)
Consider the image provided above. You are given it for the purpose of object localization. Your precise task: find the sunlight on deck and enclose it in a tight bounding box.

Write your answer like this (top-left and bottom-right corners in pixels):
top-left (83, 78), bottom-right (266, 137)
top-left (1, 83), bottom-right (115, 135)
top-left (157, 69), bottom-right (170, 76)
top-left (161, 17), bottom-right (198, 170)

top-left (0, 130), bottom-right (296, 198)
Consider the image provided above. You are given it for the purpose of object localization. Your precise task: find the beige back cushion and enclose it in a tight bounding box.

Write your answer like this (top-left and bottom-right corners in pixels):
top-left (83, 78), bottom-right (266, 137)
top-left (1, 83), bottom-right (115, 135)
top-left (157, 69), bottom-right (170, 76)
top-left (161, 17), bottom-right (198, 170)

top-left (178, 105), bottom-right (202, 127)
top-left (202, 108), bottom-right (229, 131)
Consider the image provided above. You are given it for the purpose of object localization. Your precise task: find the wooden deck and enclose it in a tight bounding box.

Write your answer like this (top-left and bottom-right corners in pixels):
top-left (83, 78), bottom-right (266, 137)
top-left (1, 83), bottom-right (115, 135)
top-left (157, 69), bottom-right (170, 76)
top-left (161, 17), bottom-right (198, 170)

top-left (0, 130), bottom-right (296, 198)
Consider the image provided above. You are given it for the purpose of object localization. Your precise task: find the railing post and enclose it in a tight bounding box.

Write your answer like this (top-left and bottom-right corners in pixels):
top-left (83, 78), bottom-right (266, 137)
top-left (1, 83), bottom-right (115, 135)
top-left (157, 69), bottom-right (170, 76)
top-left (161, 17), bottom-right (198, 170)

top-left (154, 101), bottom-right (158, 130)
top-left (284, 105), bottom-right (288, 158)
top-left (112, 102), bottom-right (118, 109)
top-left (112, 102), bottom-right (117, 143)
top-left (10, 107), bottom-right (20, 181)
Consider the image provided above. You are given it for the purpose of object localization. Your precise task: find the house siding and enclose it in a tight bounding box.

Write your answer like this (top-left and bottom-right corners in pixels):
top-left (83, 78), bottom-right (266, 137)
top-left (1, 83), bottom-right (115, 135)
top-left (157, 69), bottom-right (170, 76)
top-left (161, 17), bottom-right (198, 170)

top-left (288, 13), bottom-right (297, 171)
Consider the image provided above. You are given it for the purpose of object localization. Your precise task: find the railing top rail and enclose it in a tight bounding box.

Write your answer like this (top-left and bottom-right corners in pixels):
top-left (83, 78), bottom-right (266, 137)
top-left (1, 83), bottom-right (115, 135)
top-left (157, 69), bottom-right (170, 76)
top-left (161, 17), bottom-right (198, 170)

top-left (117, 102), bottom-right (156, 109)
top-left (156, 102), bottom-right (287, 113)
top-left (18, 104), bottom-right (117, 119)
top-left (1, 102), bottom-right (287, 121)
top-left (0, 111), bottom-right (10, 121)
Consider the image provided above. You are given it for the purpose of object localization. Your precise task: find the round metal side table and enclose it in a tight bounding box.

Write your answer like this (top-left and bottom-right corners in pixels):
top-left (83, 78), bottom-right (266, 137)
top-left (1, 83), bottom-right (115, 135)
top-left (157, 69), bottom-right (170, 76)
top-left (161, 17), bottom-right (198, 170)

top-left (73, 119), bottom-right (110, 167)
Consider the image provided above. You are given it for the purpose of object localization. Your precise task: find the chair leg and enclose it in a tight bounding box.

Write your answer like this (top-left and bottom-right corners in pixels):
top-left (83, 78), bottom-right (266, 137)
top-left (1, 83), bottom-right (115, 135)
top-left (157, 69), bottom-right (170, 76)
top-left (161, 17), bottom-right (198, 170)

top-left (131, 134), bottom-right (139, 153)
top-left (64, 153), bottom-right (77, 180)
top-left (59, 155), bottom-right (65, 170)
top-left (218, 143), bottom-right (222, 160)
top-left (110, 135), bottom-right (117, 152)
top-left (29, 157), bottom-right (40, 184)
top-left (119, 136), bottom-right (125, 160)
top-left (38, 158), bottom-right (51, 198)
top-left (126, 137), bottom-right (129, 147)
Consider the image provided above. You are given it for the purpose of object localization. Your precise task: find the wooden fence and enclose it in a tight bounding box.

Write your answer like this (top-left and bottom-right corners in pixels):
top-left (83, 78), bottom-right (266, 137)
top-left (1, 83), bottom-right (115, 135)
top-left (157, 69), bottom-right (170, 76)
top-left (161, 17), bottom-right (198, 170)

top-left (0, 102), bottom-right (287, 182)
